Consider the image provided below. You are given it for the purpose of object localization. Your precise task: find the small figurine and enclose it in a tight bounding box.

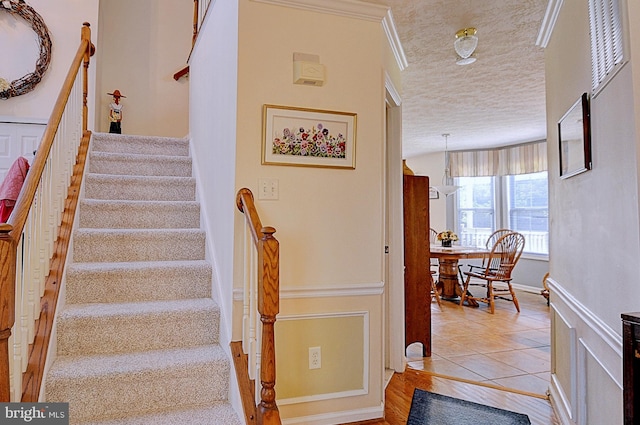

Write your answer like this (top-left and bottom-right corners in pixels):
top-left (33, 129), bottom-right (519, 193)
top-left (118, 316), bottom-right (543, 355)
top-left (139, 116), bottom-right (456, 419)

top-left (107, 89), bottom-right (126, 134)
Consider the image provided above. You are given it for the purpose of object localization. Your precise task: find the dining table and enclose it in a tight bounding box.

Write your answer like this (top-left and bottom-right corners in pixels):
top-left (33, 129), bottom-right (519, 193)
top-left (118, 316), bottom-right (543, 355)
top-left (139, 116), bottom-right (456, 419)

top-left (430, 244), bottom-right (489, 306)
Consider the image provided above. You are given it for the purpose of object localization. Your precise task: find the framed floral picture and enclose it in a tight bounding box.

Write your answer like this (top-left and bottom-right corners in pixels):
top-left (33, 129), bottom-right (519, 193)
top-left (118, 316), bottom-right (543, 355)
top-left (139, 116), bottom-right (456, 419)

top-left (262, 104), bottom-right (357, 169)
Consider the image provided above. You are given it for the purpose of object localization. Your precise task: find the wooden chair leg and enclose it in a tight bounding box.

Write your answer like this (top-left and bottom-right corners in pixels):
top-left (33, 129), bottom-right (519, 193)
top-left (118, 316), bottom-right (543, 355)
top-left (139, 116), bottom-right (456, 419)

top-left (487, 281), bottom-right (495, 314)
top-left (459, 275), bottom-right (470, 306)
top-left (430, 274), bottom-right (442, 307)
top-left (508, 282), bottom-right (520, 312)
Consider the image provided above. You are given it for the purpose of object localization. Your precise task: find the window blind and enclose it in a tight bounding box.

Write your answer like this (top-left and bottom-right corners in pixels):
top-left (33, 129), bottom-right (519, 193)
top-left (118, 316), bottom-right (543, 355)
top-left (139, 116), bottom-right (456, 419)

top-left (588, 0), bottom-right (624, 91)
top-left (449, 140), bottom-right (547, 177)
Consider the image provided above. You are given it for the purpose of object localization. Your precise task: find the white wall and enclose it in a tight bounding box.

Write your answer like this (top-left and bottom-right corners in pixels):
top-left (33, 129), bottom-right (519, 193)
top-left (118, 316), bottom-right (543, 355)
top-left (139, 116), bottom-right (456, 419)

top-left (189, 0), bottom-right (399, 422)
top-left (189, 0), bottom-right (238, 345)
top-left (0, 0), bottom-right (99, 123)
top-left (96, 0), bottom-right (191, 137)
top-left (232, 2), bottom-right (391, 422)
top-left (405, 152), bottom-right (447, 231)
top-left (544, 1), bottom-right (640, 424)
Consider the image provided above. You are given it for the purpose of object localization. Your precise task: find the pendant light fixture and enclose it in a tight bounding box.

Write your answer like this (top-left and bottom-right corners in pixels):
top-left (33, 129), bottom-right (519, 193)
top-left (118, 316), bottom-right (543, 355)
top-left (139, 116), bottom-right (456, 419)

top-left (433, 133), bottom-right (460, 196)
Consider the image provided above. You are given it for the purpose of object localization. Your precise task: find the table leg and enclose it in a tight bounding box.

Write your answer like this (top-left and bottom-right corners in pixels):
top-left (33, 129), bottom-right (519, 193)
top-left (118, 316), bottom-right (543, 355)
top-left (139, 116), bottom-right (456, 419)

top-left (438, 259), bottom-right (461, 300)
top-left (437, 259), bottom-right (479, 307)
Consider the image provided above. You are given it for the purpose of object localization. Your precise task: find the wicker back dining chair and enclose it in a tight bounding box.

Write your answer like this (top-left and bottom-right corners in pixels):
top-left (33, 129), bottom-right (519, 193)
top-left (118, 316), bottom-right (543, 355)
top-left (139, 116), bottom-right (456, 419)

top-left (457, 228), bottom-right (513, 283)
top-left (459, 231), bottom-right (525, 314)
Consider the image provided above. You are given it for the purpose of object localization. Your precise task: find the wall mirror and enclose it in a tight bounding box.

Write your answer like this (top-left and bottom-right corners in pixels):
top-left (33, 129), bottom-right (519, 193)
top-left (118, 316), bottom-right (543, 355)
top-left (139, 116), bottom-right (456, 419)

top-left (558, 93), bottom-right (591, 179)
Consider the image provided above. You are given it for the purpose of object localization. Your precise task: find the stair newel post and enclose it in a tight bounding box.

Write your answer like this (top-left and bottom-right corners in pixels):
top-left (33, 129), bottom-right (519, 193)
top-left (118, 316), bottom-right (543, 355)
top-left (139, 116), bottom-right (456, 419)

top-left (257, 226), bottom-right (281, 425)
top-left (81, 22), bottom-right (93, 135)
top-left (0, 224), bottom-right (16, 401)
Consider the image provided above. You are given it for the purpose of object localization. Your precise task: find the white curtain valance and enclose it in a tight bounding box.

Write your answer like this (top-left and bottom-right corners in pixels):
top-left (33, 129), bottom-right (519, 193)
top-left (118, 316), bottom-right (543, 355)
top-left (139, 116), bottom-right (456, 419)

top-left (448, 140), bottom-right (547, 177)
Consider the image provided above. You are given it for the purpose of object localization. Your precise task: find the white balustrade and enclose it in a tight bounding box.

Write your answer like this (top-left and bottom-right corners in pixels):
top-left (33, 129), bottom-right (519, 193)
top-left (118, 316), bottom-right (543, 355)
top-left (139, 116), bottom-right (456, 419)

top-left (7, 71), bottom-right (83, 401)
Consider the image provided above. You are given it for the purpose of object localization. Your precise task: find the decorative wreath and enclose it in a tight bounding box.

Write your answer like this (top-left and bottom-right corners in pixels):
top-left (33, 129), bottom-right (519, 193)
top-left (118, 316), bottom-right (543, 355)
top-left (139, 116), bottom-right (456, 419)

top-left (0, 0), bottom-right (52, 100)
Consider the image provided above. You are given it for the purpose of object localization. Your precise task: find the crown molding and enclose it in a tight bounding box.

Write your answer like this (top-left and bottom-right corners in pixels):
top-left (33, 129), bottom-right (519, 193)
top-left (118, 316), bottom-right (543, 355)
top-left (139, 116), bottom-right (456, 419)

top-left (252, 0), bottom-right (387, 21)
top-left (251, 0), bottom-right (407, 70)
top-left (536, 0), bottom-right (564, 48)
top-left (382, 9), bottom-right (408, 71)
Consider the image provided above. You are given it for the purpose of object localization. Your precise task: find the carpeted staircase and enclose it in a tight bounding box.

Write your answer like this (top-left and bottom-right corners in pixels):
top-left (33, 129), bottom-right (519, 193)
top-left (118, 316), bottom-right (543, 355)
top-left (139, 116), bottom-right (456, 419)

top-left (44, 132), bottom-right (242, 425)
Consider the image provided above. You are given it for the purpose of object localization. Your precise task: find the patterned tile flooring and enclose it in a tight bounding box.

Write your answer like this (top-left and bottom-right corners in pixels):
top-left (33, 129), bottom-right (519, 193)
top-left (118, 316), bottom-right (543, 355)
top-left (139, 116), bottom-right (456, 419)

top-left (407, 289), bottom-right (551, 396)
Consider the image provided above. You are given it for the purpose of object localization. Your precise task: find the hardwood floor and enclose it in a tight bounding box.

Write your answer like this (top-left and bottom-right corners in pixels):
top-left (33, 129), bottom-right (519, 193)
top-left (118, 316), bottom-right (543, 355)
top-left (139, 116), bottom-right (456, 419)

top-left (344, 368), bottom-right (558, 425)
top-left (342, 290), bottom-right (559, 425)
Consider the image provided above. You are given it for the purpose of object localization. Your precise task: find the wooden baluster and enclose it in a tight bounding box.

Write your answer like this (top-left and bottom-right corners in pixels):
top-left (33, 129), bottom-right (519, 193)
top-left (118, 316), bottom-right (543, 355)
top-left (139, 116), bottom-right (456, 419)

top-left (257, 227), bottom-right (280, 425)
top-left (0, 224), bottom-right (16, 401)
top-left (82, 22), bottom-right (92, 134)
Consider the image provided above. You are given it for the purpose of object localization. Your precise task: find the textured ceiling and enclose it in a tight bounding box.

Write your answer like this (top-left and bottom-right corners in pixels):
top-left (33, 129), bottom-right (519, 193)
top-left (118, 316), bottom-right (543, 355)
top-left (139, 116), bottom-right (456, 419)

top-left (362, 0), bottom-right (548, 157)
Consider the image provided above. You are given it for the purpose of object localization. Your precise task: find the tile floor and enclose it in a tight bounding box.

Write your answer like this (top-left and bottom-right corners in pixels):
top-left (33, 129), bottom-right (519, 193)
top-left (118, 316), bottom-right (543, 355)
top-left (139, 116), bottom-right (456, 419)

top-left (406, 289), bottom-right (551, 396)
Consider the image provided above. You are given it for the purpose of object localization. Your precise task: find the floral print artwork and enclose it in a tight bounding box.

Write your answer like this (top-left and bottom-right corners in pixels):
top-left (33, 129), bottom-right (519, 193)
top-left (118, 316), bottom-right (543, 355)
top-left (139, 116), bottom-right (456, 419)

top-left (272, 122), bottom-right (346, 158)
top-left (263, 105), bottom-right (356, 169)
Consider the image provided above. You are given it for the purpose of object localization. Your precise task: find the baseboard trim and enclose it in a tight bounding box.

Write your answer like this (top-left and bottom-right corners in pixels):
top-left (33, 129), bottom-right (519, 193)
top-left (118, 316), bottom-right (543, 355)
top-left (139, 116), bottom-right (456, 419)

top-left (281, 404), bottom-right (384, 425)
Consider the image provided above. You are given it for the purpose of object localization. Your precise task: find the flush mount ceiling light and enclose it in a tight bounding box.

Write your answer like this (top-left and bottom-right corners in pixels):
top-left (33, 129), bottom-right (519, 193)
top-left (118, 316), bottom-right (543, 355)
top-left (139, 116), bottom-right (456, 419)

top-left (454, 27), bottom-right (478, 65)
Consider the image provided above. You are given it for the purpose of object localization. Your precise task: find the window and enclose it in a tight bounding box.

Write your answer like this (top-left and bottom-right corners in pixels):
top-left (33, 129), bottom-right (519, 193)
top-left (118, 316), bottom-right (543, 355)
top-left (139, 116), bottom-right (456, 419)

top-left (456, 176), bottom-right (496, 248)
top-left (506, 172), bottom-right (549, 255)
top-left (454, 172), bottom-right (549, 255)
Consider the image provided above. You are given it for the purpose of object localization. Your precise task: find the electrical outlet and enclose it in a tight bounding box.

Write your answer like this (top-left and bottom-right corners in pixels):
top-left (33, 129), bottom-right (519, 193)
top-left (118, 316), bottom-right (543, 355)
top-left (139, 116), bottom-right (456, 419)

top-left (258, 178), bottom-right (279, 200)
top-left (309, 346), bottom-right (321, 369)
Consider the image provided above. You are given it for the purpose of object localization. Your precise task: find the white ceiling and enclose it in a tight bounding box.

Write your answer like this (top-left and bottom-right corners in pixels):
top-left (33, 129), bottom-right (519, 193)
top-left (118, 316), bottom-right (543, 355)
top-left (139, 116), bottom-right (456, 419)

top-left (362, 0), bottom-right (549, 157)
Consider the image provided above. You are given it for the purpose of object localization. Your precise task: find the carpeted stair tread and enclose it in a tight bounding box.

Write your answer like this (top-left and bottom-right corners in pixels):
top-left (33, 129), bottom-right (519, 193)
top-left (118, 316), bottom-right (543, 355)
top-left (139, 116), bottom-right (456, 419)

top-left (88, 151), bottom-right (193, 177)
top-left (78, 199), bottom-right (200, 229)
top-left (48, 345), bottom-right (227, 381)
top-left (46, 346), bottom-right (230, 422)
top-left (75, 402), bottom-right (242, 425)
top-left (57, 299), bottom-right (219, 355)
top-left (84, 174), bottom-right (196, 201)
top-left (91, 132), bottom-right (189, 157)
top-left (45, 132), bottom-right (241, 424)
top-left (65, 260), bottom-right (211, 303)
top-left (73, 228), bottom-right (206, 262)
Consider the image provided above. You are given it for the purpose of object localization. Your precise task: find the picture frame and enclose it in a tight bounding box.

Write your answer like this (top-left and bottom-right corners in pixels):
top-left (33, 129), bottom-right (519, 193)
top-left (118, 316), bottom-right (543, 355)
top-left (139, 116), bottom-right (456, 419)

top-left (429, 187), bottom-right (439, 199)
top-left (262, 104), bottom-right (357, 169)
top-left (558, 93), bottom-right (592, 179)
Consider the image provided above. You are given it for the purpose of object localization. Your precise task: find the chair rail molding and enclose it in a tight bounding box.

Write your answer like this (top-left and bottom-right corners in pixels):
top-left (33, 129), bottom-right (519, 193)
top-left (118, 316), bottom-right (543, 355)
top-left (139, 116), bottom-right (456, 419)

top-left (233, 281), bottom-right (384, 302)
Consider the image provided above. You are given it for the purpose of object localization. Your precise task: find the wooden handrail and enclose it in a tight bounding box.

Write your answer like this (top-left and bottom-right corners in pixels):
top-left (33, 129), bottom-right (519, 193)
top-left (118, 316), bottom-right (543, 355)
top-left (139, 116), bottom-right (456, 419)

top-left (236, 188), bottom-right (281, 425)
top-left (0, 23), bottom-right (94, 401)
top-left (173, 0), bottom-right (200, 81)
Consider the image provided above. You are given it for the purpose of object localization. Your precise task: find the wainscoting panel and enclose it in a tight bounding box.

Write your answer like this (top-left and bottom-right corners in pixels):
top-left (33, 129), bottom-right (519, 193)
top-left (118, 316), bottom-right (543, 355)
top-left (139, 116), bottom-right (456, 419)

top-left (235, 281), bottom-right (385, 425)
top-left (578, 338), bottom-right (623, 425)
top-left (276, 311), bottom-right (369, 404)
top-left (550, 307), bottom-right (577, 423)
top-left (547, 277), bottom-right (623, 425)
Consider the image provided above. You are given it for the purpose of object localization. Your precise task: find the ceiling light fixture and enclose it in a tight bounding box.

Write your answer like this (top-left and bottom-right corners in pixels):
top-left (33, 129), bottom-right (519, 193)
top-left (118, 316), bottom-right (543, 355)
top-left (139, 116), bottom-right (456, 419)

top-left (454, 27), bottom-right (478, 65)
top-left (433, 133), bottom-right (460, 196)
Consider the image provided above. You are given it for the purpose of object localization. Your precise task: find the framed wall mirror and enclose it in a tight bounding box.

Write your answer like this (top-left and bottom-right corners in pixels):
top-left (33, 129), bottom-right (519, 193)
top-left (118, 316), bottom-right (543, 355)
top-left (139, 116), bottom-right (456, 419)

top-left (558, 93), bottom-right (592, 179)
